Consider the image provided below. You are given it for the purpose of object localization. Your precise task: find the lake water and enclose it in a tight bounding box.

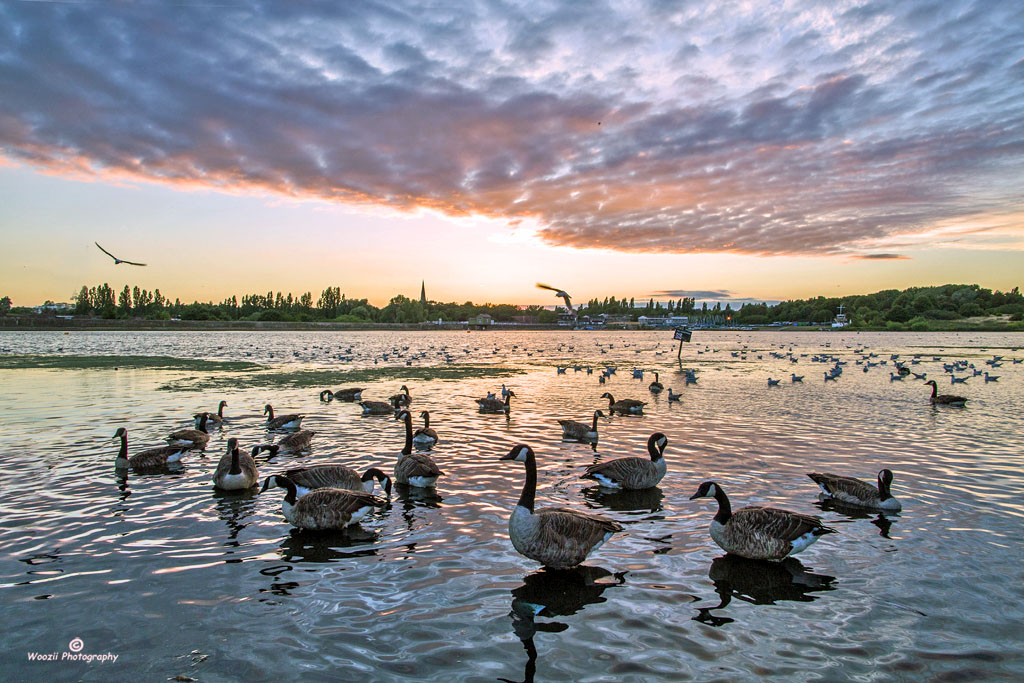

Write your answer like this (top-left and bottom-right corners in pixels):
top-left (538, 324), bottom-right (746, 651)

top-left (1, 329), bottom-right (1022, 681)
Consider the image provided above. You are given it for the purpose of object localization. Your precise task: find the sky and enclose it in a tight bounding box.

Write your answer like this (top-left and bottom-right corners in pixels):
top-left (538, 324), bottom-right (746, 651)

top-left (1, 0), bottom-right (1023, 308)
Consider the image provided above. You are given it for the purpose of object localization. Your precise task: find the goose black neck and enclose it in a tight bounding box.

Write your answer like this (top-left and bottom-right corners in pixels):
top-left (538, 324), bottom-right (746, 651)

top-left (281, 478), bottom-right (297, 505)
top-left (266, 406), bottom-right (274, 420)
top-left (401, 414), bottom-right (413, 455)
top-left (877, 473), bottom-right (893, 501)
top-left (422, 412), bottom-right (430, 429)
top-left (518, 451), bottom-right (537, 512)
top-left (198, 414), bottom-right (208, 434)
top-left (117, 432), bottom-right (128, 460)
top-left (928, 382), bottom-right (937, 398)
top-left (592, 412), bottom-right (600, 431)
top-left (648, 438), bottom-right (663, 462)
top-left (712, 485), bottom-right (732, 524)
top-left (217, 402), bottom-right (226, 417)
top-left (229, 448), bottom-right (242, 475)
top-left (606, 394), bottom-right (615, 408)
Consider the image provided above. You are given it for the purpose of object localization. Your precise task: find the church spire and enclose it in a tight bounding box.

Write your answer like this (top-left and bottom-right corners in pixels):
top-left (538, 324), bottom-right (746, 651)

top-left (420, 280), bottom-right (427, 305)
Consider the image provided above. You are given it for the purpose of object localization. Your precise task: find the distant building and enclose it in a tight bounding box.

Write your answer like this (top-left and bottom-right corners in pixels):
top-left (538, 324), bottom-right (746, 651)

top-left (33, 302), bottom-right (74, 314)
top-left (420, 281), bottom-right (427, 306)
top-left (468, 313), bottom-right (493, 327)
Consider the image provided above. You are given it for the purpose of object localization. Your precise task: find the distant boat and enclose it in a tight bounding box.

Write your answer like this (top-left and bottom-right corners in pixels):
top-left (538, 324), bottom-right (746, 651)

top-left (831, 304), bottom-right (849, 329)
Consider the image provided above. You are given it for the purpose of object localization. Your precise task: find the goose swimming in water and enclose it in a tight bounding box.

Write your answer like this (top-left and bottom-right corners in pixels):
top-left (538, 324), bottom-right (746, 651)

top-left (582, 433), bottom-right (668, 490)
top-left (193, 400), bottom-right (227, 428)
top-left (477, 391), bottom-right (515, 413)
top-left (924, 380), bottom-right (967, 406)
top-left (395, 410), bottom-right (444, 487)
top-left (359, 400), bottom-right (395, 415)
top-left (113, 428), bottom-right (189, 469)
top-left (501, 444), bottom-right (623, 569)
top-left (260, 466), bottom-right (391, 498)
top-left (648, 372), bottom-right (664, 394)
top-left (412, 410), bottom-right (439, 449)
top-left (321, 387), bottom-right (364, 402)
top-left (257, 429), bottom-right (315, 456)
top-left (212, 445), bottom-right (260, 490)
top-left (807, 469), bottom-right (901, 511)
top-left (264, 404), bottom-right (304, 431)
top-left (267, 475), bottom-right (387, 530)
top-left (689, 481), bottom-right (836, 561)
top-left (389, 385), bottom-right (412, 408)
top-left (558, 410), bottom-right (605, 442)
top-left (166, 413), bottom-right (210, 450)
top-left (600, 392), bottom-right (645, 415)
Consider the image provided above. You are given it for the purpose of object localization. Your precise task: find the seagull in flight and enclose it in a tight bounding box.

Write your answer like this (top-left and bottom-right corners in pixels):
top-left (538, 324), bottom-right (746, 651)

top-left (536, 283), bottom-right (574, 313)
top-left (95, 242), bottom-right (146, 266)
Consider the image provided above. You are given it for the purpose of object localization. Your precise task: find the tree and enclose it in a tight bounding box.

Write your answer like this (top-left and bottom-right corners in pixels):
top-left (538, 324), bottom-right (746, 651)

top-left (0, 296), bottom-right (11, 317)
top-left (118, 285), bottom-right (132, 316)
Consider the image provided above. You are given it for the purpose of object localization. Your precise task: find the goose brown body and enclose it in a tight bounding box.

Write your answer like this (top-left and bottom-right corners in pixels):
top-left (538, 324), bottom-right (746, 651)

top-left (259, 430), bottom-right (315, 456)
top-left (389, 385), bottom-right (412, 408)
top-left (502, 444), bottom-right (623, 569)
top-left (648, 372), bottom-right (664, 394)
top-left (322, 387), bottom-right (363, 401)
top-left (690, 481), bottom-right (836, 561)
top-left (395, 410), bottom-right (443, 487)
top-left (582, 433), bottom-right (668, 489)
top-left (558, 410), bottom-right (604, 441)
top-left (477, 390), bottom-right (515, 413)
top-left (360, 400), bottom-right (395, 415)
top-left (113, 428), bottom-right (189, 469)
top-left (924, 380), bottom-right (967, 405)
top-left (264, 404), bottom-right (305, 430)
top-left (212, 446), bottom-right (259, 490)
top-left (269, 476), bottom-right (386, 530)
top-left (260, 466), bottom-right (391, 497)
top-left (808, 470), bottom-right (901, 511)
top-left (600, 392), bottom-right (646, 414)
top-left (167, 413), bottom-right (210, 450)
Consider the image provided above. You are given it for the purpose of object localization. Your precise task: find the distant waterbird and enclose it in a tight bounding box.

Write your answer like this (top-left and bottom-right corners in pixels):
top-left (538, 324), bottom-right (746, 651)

top-left (95, 241), bottom-right (146, 266)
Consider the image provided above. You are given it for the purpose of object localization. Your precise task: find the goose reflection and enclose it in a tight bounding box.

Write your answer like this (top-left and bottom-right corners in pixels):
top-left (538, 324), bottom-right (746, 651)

top-left (814, 499), bottom-right (897, 538)
top-left (277, 527), bottom-right (379, 563)
top-left (693, 555), bottom-right (835, 626)
top-left (257, 564), bottom-right (300, 603)
top-left (211, 488), bottom-right (259, 543)
top-left (501, 566), bottom-right (626, 683)
top-left (396, 484), bottom-right (442, 532)
top-left (581, 485), bottom-right (664, 513)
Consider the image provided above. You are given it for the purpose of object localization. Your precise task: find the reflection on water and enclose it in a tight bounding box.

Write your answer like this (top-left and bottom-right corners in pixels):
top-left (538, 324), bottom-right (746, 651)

top-left (694, 555), bottom-right (836, 626)
top-left (815, 499), bottom-right (898, 538)
top-left (503, 566), bottom-right (626, 683)
top-left (0, 330), bottom-right (1022, 680)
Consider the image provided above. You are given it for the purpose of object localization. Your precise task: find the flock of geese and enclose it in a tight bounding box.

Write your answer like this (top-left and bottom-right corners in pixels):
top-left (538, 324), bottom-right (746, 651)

top-left (111, 366), bottom-right (915, 570)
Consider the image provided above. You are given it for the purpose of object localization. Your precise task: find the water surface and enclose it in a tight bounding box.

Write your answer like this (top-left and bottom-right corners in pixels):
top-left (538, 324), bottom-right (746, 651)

top-left (1, 330), bottom-right (1022, 681)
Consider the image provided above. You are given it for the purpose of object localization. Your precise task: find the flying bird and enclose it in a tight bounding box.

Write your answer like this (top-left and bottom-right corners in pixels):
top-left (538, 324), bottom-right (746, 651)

top-left (95, 242), bottom-right (146, 266)
top-left (536, 283), bottom-right (573, 313)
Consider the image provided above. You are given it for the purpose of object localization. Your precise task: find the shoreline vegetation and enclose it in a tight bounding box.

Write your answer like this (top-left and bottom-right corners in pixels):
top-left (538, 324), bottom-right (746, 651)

top-left (1, 282), bottom-right (1022, 332)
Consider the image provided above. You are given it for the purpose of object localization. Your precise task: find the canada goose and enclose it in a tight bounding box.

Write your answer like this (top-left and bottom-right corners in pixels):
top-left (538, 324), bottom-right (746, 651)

top-left (477, 391), bottom-right (515, 413)
top-left (322, 387), bottom-right (363, 401)
top-left (600, 392), bottom-right (645, 415)
top-left (412, 410), bottom-right (439, 449)
top-left (582, 433), bottom-right (668, 489)
top-left (667, 388), bottom-right (682, 402)
top-left (257, 429), bottom-right (315, 456)
top-left (193, 400), bottom-right (227, 428)
top-left (260, 465), bottom-right (392, 498)
top-left (389, 385), bottom-right (412, 407)
top-left (360, 400), bottom-right (395, 415)
top-left (264, 404), bottom-right (304, 430)
top-left (501, 444), bottom-right (622, 569)
top-left (166, 413), bottom-right (210, 450)
top-left (267, 475), bottom-right (387, 530)
top-left (112, 428), bottom-right (189, 469)
top-left (558, 410), bottom-right (605, 442)
top-left (807, 470), bottom-right (902, 511)
top-left (649, 372), bottom-right (664, 394)
top-left (924, 380), bottom-right (967, 405)
top-left (212, 445), bottom-right (259, 490)
top-left (395, 410), bottom-right (444, 487)
top-left (689, 481), bottom-right (836, 561)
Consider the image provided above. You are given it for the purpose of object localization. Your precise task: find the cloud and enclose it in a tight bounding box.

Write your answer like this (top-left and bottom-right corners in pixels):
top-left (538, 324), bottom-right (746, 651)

top-left (650, 289), bottom-right (735, 299)
top-left (852, 253), bottom-right (910, 260)
top-left (1, 1), bottom-right (1022, 257)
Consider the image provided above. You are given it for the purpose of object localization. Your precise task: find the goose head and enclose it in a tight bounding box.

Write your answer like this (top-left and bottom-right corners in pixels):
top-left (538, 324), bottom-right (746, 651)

top-left (501, 444), bottom-right (533, 462)
top-left (689, 481), bottom-right (720, 500)
top-left (225, 437), bottom-right (238, 454)
top-left (320, 389), bottom-right (334, 401)
top-left (112, 427), bottom-right (128, 441)
top-left (648, 432), bottom-right (668, 457)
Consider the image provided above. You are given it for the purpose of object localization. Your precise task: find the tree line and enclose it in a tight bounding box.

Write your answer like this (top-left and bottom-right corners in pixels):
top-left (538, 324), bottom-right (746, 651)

top-left (4, 283), bottom-right (1021, 328)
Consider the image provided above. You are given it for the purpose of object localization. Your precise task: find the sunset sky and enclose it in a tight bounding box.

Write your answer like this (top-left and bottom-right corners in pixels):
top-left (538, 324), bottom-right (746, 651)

top-left (2, 1), bottom-right (1022, 308)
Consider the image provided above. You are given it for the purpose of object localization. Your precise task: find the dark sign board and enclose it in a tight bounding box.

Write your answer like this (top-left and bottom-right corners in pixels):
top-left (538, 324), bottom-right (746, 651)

top-left (673, 327), bottom-right (692, 342)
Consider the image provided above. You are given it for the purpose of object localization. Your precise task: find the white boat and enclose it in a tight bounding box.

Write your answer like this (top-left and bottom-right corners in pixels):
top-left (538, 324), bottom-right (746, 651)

top-left (831, 304), bottom-right (849, 328)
